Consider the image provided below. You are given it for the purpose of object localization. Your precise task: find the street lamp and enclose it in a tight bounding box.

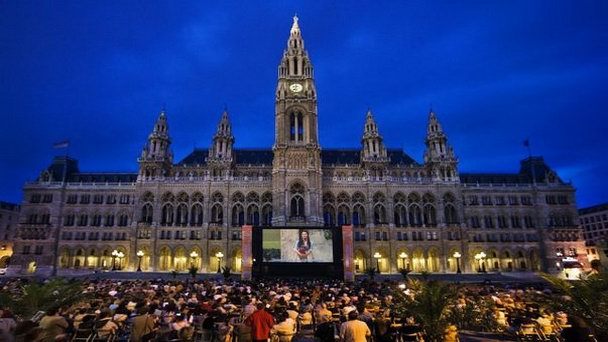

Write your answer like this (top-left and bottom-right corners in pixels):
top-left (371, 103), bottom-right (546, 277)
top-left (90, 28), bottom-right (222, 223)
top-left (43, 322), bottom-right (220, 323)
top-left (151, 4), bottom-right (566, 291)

top-left (136, 250), bottom-right (144, 272)
top-left (215, 251), bottom-right (224, 273)
top-left (111, 250), bottom-right (118, 271)
top-left (399, 252), bottom-right (408, 270)
top-left (190, 251), bottom-right (199, 268)
top-left (373, 252), bottom-right (381, 273)
top-left (453, 252), bottom-right (462, 274)
top-left (480, 252), bottom-right (487, 273)
top-left (556, 251), bottom-right (563, 270)
top-left (475, 253), bottom-right (482, 272)
top-left (116, 251), bottom-right (124, 270)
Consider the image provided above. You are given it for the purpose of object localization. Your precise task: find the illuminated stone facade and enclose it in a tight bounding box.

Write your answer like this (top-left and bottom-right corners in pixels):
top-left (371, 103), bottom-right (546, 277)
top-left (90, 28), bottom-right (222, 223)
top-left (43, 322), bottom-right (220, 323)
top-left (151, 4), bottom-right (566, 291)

top-left (8, 17), bottom-right (586, 276)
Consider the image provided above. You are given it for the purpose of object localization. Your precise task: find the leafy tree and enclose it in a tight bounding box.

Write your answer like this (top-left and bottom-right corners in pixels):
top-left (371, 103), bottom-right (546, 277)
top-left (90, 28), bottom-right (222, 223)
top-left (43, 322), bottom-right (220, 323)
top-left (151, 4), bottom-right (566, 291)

top-left (393, 280), bottom-right (458, 342)
top-left (448, 296), bottom-right (501, 332)
top-left (4, 279), bottom-right (88, 320)
top-left (541, 273), bottom-right (608, 340)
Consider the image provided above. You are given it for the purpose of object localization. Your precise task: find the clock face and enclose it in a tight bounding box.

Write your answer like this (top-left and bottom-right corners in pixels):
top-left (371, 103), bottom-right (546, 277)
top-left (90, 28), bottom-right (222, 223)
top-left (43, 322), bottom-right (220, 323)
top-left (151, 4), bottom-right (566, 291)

top-left (289, 83), bottom-right (303, 93)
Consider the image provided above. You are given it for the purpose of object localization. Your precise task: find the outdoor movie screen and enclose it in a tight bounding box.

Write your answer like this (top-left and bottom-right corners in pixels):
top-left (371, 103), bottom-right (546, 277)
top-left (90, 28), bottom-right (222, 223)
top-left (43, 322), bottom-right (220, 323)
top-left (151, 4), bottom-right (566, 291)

top-left (262, 228), bottom-right (334, 263)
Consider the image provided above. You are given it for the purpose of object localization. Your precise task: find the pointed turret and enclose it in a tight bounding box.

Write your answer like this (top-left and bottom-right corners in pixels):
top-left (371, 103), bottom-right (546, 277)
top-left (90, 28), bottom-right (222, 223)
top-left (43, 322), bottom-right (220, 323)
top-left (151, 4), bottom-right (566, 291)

top-left (424, 110), bottom-right (458, 182)
top-left (361, 109), bottom-right (388, 163)
top-left (138, 109), bottom-right (173, 180)
top-left (277, 15), bottom-right (314, 79)
top-left (208, 109), bottom-right (234, 164)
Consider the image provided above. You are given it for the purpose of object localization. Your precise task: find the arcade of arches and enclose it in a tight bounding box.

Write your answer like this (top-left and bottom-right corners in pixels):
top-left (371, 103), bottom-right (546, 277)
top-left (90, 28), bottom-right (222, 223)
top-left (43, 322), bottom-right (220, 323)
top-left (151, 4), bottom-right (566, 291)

top-left (353, 247), bottom-right (541, 274)
top-left (57, 246), bottom-right (243, 273)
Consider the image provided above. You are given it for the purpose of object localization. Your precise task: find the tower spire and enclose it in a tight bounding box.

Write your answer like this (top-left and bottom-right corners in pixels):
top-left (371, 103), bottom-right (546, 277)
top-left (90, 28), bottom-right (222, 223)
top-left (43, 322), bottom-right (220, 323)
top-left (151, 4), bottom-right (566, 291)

top-left (208, 109), bottom-right (234, 164)
top-left (424, 109), bottom-right (458, 182)
top-left (278, 15), bottom-right (312, 79)
top-left (137, 109), bottom-right (173, 180)
top-left (361, 108), bottom-right (388, 164)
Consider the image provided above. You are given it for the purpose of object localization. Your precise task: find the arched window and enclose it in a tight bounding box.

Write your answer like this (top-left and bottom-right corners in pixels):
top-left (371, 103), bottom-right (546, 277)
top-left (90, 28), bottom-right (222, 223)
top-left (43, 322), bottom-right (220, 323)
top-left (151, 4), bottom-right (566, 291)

top-left (161, 204), bottom-right (174, 226)
top-left (394, 204), bottom-right (407, 227)
top-left (337, 205), bottom-right (350, 225)
top-left (141, 203), bottom-right (153, 224)
top-left (423, 205), bottom-right (437, 227)
top-left (443, 193), bottom-right (459, 225)
top-left (232, 204), bottom-right (244, 227)
top-left (262, 204), bottom-right (273, 226)
top-left (118, 213), bottom-right (129, 227)
top-left (324, 205), bottom-right (336, 227)
top-left (289, 183), bottom-right (305, 219)
top-left (175, 203), bottom-right (188, 226)
top-left (247, 204), bottom-right (260, 226)
top-left (289, 111), bottom-right (304, 142)
top-left (211, 204), bottom-right (223, 224)
top-left (291, 196), bottom-right (304, 218)
top-left (374, 205), bottom-right (386, 224)
top-left (353, 204), bottom-right (366, 227)
top-left (409, 205), bottom-right (422, 226)
top-left (190, 203), bottom-right (203, 226)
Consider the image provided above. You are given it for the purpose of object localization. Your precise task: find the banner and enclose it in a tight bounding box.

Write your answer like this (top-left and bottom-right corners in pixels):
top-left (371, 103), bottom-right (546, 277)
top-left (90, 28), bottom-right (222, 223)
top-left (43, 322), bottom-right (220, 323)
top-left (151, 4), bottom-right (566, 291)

top-left (342, 225), bottom-right (354, 282)
top-left (241, 225), bottom-right (253, 280)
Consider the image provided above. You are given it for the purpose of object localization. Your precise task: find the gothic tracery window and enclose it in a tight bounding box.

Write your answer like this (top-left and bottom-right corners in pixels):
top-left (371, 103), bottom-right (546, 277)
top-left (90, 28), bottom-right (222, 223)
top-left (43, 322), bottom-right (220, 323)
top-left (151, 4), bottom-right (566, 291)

top-left (289, 182), bottom-right (305, 219)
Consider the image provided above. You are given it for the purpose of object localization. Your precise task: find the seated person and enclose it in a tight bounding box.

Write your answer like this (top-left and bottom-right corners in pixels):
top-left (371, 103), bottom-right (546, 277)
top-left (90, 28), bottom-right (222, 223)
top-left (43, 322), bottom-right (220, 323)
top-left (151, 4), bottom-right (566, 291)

top-left (96, 310), bottom-right (119, 338)
top-left (271, 312), bottom-right (296, 342)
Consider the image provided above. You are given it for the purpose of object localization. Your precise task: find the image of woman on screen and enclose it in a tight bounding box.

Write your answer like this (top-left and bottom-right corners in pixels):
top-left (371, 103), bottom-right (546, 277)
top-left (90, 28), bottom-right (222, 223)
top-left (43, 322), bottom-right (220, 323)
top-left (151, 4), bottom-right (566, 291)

top-left (294, 229), bottom-right (313, 261)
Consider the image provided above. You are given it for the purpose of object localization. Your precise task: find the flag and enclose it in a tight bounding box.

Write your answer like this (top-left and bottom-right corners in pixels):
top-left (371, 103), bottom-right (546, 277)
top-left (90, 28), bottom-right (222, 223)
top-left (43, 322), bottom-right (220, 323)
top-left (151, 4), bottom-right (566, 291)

top-left (53, 140), bottom-right (70, 149)
top-left (523, 139), bottom-right (530, 148)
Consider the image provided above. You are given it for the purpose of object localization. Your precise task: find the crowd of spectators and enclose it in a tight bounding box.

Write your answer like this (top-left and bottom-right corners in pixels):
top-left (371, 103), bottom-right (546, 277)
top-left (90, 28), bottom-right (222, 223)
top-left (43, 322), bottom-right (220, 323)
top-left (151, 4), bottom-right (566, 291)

top-left (0, 276), bottom-right (597, 342)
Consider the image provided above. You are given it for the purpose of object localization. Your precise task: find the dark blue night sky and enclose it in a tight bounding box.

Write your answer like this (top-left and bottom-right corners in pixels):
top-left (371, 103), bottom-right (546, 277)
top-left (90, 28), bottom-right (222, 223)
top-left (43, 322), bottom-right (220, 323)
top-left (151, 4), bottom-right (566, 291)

top-left (1, 1), bottom-right (607, 207)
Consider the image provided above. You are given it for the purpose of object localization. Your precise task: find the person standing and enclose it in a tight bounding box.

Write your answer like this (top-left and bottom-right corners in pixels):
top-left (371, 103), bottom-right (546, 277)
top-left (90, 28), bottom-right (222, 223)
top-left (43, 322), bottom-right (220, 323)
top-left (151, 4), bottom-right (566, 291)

top-left (339, 310), bottom-right (371, 342)
top-left (245, 303), bottom-right (275, 342)
top-left (294, 230), bottom-right (313, 261)
top-left (130, 307), bottom-right (157, 342)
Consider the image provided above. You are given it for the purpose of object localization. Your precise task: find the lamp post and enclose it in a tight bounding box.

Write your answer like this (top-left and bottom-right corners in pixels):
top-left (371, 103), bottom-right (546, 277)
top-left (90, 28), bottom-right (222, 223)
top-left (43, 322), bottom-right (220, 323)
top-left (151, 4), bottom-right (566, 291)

top-left (453, 252), bottom-right (462, 274)
top-left (116, 251), bottom-right (124, 270)
top-left (111, 250), bottom-right (118, 271)
top-left (216, 251), bottom-right (224, 273)
top-left (399, 252), bottom-right (408, 270)
top-left (190, 251), bottom-right (199, 268)
top-left (556, 251), bottom-right (563, 270)
top-left (480, 252), bottom-right (487, 273)
top-left (475, 253), bottom-right (482, 272)
top-left (373, 252), bottom-right (381, 273)
top-left (136, 250), bottom-right (144, 272)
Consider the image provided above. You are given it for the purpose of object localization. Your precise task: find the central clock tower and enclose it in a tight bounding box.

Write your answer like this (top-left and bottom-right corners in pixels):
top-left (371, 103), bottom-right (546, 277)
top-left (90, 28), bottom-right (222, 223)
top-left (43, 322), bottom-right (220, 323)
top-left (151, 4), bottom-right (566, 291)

top-left (272, 16), bottom-right (323, 226)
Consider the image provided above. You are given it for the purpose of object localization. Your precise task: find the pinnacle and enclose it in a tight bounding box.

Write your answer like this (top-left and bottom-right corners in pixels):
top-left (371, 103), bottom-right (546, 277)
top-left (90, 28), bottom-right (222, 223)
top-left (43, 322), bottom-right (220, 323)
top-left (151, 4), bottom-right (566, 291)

top-left (291, 14), bottom-right (300, 33)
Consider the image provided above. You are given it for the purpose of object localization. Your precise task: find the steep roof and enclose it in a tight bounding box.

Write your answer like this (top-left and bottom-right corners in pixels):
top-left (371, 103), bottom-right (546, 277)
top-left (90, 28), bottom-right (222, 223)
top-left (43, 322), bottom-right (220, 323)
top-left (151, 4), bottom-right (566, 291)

top-left (177, 148), bottom-right (418, 166)
top-left (579, 203), bottom-right (608, 215)
top-left (460, 157), bottom-right (563, 185)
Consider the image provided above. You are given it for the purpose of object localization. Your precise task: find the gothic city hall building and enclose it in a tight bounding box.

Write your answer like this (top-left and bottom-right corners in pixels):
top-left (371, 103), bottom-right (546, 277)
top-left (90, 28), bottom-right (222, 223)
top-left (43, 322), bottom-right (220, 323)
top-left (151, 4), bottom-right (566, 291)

top-left (9, 17), bottom-right (585, 276)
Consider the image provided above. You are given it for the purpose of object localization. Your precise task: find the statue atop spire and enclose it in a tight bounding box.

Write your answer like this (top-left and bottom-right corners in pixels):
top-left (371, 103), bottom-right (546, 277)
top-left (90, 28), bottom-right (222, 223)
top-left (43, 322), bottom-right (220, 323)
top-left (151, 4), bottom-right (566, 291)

top-left (291, 14), bottom-right (300, 34)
